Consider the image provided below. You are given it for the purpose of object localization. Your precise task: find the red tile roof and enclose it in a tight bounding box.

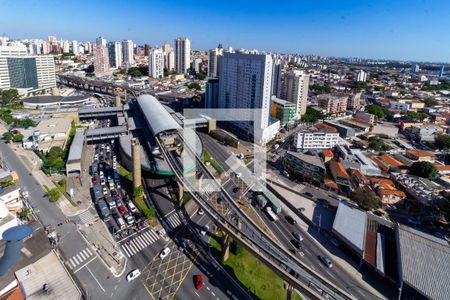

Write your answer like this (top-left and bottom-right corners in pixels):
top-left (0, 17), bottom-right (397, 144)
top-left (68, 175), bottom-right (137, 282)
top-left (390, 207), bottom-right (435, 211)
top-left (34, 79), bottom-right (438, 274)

top-left (322, 149), bottom-right (334, 158)
top-left (380, 155), bottom-right (404, 168)
top-left (330, 160), bottom-right (350, 179)
top-left (406, 149), bottom-right (434, 158)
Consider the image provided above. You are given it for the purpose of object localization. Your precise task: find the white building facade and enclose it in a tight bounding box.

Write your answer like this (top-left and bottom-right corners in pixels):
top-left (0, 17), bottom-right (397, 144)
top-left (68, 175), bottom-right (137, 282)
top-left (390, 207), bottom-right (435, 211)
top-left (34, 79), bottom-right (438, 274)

top-left (294, 131), bottom-right (339, 150)
top-left (148, 48), bottom-right (164, 78)
top-left (207, 46), bottom-right (223, 78)
top-left (218, 52), bottom-right (276, 144)
top-left (108, 41), bottom-right (122, 69)
top-left (122, 40), bottom-right (135, 68)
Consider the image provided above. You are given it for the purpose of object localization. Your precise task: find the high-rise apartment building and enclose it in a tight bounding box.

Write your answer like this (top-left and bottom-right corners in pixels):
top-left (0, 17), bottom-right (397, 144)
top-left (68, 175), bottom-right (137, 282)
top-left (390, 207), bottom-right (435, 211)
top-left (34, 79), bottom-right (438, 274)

top-left (122, 40), bottom-right (134, 68)
top-left (207, 45), bottom-right (223, 78)
top-left (174, 37), bottom-right (191, 74)
top-left (280, 70), bottom-right (309, 119)
top-left (162, 42), bottom-right (172, 54)
top-left (148, 48), bottom-right (164, 78)
top-left (71, 40), bottom-right (79, 56)
top-left (271, 58), bottom-right (283, 97)
top-left (62, 41), bottom-right (70, 53)
top-left (217, 52), bottom-right (278, 144)
top-left (96, 36), bottom-right (107, 47)
top-left (0, 46), bottom-right (56, 92)
top-left (108, 42), bottom-right (122, 69)
top-left (356, 70), bottom-right (367, 82)
top-left (94, 45), bottom-right (110, 77)
top-left (144, 44), bottom-right (150, 57)
top-left (205, 78), bottom-right (219, 108)
top-left (271, 97), bottom-right (296, 125)
top-left (412, 64), bottom-right (420, 73)
top-left (439, 65), bottom-right (445, 77)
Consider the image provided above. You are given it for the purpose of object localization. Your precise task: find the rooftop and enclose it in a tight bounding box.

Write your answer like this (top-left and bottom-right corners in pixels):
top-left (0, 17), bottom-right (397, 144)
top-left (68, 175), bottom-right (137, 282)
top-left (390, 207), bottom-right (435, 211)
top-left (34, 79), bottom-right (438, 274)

top-left (286, 151), bottom-right (325, 170)
top-left (398, 225), bottom-right (450, 300)
top-left (15, 251), bottom-right (81, 300)
top-left (322, 149), bottom-right (334, 158)
top-left (332, 201), bottom-right (367, 254)
top-left (36, 118), bottom-right (72, 136)
top-left (379, 155), bottom-right (404, 168)
top-left (406, 149), bottom-right (434, 158)
top-left (66, 130), bottom-right (84, 163)
top-left (329, 160), bottom-right (350, 179)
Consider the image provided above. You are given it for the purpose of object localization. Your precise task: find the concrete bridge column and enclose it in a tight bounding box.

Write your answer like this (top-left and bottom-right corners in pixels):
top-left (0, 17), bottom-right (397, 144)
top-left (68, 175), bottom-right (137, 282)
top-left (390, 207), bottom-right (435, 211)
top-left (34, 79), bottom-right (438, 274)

top-left (286, 283), bottom-right (294, 300)
top-left (221, 233), bottom-right (231, 262)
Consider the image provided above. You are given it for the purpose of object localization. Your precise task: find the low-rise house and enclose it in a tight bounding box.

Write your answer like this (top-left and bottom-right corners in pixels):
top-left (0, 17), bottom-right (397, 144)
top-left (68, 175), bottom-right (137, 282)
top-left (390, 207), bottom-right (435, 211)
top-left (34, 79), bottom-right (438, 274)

top-left (334, 145), bottom-right (381, 176)
top-left (321, 149), bottom-right (334, 163)
top-left (370, 177), bottom-right (406, 205)
top-left (392, 173), bottom-right (445, 206)
top-left (405, 149), bottom-right (434, 162)
top-left (329, 160), bottom-right (351, 193)
top-left (350, 168), bottom-right (369, 188)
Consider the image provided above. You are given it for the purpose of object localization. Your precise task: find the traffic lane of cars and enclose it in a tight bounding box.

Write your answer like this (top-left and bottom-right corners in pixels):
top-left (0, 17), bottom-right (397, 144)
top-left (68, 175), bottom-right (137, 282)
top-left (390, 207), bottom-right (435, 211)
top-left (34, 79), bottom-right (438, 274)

top-left (90, 141), bottom-right (143, 239)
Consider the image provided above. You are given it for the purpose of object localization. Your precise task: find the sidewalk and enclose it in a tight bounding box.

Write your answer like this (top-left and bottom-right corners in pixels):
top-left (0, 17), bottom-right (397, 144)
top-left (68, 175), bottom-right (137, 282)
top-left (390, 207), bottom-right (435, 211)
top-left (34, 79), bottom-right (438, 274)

top-left (0, 123), bottom-right (90, 217)
top-left (78, 218), bottom-right (127, 277)
top-left (269, 181), bottom-right (387, 299)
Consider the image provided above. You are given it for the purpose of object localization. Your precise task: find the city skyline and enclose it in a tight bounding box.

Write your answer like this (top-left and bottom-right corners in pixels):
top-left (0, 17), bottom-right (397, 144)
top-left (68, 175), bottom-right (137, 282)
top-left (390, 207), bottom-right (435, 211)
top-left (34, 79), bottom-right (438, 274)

top-left (1, 0), bottom-right (449, 62)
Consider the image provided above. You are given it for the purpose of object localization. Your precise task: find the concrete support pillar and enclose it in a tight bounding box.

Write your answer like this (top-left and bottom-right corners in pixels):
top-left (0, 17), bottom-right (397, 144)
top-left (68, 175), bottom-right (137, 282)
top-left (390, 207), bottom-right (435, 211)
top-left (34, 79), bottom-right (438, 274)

top-left (132, 139), bottom-right (141, 190)
top-left (177, 180), bottom-right (184, 203)
top-left (221, 233), bottom-right (231, 262)
top-left (115, 96), bottom-right (121, 107)
top-left (286, 283), bottom-right (294, 300)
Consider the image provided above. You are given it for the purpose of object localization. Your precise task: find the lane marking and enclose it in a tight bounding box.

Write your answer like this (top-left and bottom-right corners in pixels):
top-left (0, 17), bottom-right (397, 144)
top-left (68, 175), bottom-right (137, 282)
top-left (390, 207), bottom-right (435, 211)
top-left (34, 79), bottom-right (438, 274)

top-left (73, 256), bottom-right (97, 273)
top-left (194, 291), bottom-right (200, 298)
top-left (86, 266), bottom-right (105, 292)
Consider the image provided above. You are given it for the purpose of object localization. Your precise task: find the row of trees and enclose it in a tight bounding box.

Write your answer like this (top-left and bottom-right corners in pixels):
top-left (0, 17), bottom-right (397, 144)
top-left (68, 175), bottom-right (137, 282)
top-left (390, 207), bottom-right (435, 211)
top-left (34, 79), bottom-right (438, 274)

top-left (301, 107), bottom-right (325, 122)
top-left (0, 89), bottom-right (20, 106)
top-left (368, 137), bottom-right (391, 151)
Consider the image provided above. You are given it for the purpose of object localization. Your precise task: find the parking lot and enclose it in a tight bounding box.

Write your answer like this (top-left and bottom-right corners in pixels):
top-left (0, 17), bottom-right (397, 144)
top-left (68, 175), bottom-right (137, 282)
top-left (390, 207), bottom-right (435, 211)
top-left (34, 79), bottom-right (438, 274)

top-left (89, 118), bottom-right (147, 241)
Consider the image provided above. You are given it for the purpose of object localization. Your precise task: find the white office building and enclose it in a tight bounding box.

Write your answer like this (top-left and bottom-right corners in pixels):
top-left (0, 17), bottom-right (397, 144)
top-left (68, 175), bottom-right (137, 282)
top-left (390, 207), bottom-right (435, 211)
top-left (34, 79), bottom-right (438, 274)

top-left (294, 131), bottom-right (339, 150)
top-left (207, 46), bottom-right (223, 78)
top-left (280, 70), bottom-right (309, 119)
top-left (108, 41), bottom-right (122, 69)
top-left (122, 40), bottom-right (134, 68)
top-left (356, 70), bottom-right (367, 82)
top-left (0, 48), bottom-right (56, 93)
top-left (148, 48), bottom-right (164, 78)
top-left (174, 37), bottom-right (191, 74)
top-left (218, 52), bottom-right (278, 144)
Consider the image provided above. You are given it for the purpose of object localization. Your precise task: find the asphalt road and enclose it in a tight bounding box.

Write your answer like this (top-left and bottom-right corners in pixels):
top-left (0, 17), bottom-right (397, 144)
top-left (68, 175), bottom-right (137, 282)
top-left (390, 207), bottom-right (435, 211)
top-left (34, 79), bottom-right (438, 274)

top-left (199, 132), bottom-right (392, 300)
top-left (144, 176), bottom-right (250, 300)
top-left (0, 139), bottom-right (153, 300)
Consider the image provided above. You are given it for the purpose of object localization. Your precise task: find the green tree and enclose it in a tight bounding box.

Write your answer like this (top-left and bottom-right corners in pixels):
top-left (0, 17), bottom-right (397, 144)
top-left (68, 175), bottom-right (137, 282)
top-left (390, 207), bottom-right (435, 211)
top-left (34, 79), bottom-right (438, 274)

top-left (44, 185), bottom-right (61, 202)
top-left (368, 137), bottom-right (391, 151)
top-left (12, 133), bottom-right (24, 143)
top-left (187, 82), bottom-right (202, 91)
top-left (128, 67), bottom-right (143, 77)
top-left (311, 84), bottom-right (332, 95)
top-left (366, 104), bottom-right (390, 119)
top-left (0, 89), bottom-right (20, 105)
top-left (85, 64), bottom-right (94, 74)
top-left (196, 72), bottom-right (207, 80)
top-left (423, 98), bottom-right (438, 107)
top-left (404, 111), bottom-right (430, 121)
top-left (410, 161), bottom-right (437, 180)
top-left (350, 187), bottom-right (380, 211)
top-left (352, 81), bottom-right (368, 90)
top-left (2, 131), bottom-right (13, 142)
top-left (301, 107), bottom-right (325, 122)
top-left (435, 134), bottom-right (450, 150)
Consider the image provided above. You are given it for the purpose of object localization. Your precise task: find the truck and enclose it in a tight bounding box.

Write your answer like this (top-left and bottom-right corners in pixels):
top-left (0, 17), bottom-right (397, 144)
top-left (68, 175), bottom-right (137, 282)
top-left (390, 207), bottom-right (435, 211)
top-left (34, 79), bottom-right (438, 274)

top-left (256, 194), bottom-right (267, 207)
top-left (265, 191), bottom-right (282, 214)
top-left (265, 206), bottom-right (279, 221)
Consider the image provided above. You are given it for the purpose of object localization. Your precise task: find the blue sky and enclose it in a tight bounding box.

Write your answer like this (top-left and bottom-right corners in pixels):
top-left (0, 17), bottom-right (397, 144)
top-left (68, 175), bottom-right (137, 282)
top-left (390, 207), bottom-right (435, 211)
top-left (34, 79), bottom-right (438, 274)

top-left (1, 0), bottom-right (449, 62)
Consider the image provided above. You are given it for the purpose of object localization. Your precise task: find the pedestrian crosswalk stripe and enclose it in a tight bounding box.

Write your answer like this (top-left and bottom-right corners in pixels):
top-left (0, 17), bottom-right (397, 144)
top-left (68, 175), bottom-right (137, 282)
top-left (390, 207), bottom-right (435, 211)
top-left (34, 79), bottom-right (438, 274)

top-left (149, 230), bottom-right (158, 240)
top-left (139, 235), bottom-right (149, 247)
top-left (67, 247), bottom-right (94, 269)
top-left (69, 258), bottom-right (76, 267)
top-left (72, 256), bottom-right (79, 265)
top-left (148, 231), bottom-right (156, 242)
top-left (142, 232), bottom-right (152, 244)
top-left (132, 238), bottom-right (143, 250)
top-left (82, 249), bottom-right (89, 257)
top-left (137, 236), bottom-right (147, 248)
top-left (76, 254), bottom-right (82, 261)
top-left (86, 248), bottom-right (92, 256)
top-left (129, 242), bottom-right (139, 253)
top-left (122, 245), bottom-right (131, 257)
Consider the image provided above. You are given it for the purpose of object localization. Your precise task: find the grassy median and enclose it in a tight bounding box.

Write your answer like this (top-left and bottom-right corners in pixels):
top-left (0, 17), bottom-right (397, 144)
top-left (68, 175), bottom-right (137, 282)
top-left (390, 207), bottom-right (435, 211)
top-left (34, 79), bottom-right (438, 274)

top-left (210, 231), bottom-right (301, 300)
top-left (202, 149), bottom-right (224, 174)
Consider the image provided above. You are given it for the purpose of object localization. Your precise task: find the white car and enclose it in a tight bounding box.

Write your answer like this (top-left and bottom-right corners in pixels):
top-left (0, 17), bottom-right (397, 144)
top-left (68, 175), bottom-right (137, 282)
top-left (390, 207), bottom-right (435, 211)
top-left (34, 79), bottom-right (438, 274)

top-left (126, 269), bottom-right (141, 282)
top-left (200, 225), bottom-right (209, 236)
top-left (197, 208), bottom-right (204, 216)
top-left (127, 202), bottom-right (137, 213)
top-left (102, 187), bottom-right (108, 195)
top-left (235, 172), bottom-right (242, 178)
top-left (160, 247), bottom-right (171, 259)
top-left (99, 171), bottom-right (104, 179)
top-left (94, 154), bottom-right (99, 161)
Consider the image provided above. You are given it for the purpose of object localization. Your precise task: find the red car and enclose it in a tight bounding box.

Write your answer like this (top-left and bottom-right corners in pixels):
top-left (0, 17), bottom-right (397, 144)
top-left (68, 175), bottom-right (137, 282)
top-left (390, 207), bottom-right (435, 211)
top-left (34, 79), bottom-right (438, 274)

top-left (117, 205), bottom-right (126, 215)
top-left (91, 176), bottom-right (97, 183)
top-left (194, 274), bottom-right (203, 290)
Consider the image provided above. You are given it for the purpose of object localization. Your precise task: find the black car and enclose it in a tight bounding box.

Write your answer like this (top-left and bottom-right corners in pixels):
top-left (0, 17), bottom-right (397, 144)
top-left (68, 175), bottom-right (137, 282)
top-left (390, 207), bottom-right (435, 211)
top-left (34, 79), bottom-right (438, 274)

top-left (285, 215), bottom-right (297, 225)
top-left (290, 239), bottom-right (301, 249)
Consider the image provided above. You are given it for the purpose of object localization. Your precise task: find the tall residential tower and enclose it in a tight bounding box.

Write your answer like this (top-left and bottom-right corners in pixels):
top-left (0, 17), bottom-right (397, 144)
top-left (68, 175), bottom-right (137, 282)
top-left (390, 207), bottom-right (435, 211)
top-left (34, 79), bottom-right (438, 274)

top-left (174, 37), bottom-right (190, 74)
